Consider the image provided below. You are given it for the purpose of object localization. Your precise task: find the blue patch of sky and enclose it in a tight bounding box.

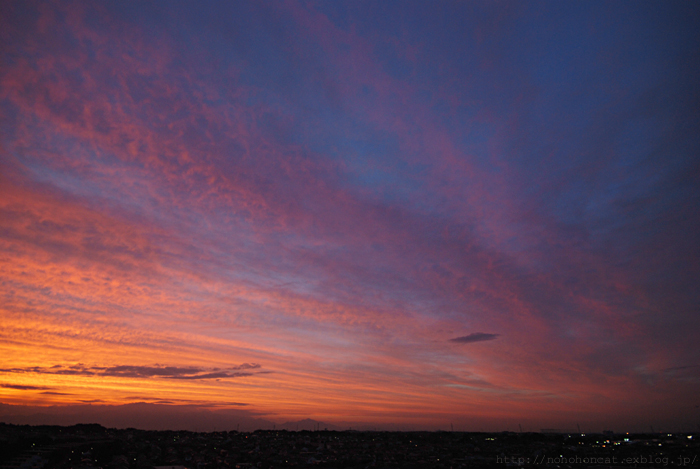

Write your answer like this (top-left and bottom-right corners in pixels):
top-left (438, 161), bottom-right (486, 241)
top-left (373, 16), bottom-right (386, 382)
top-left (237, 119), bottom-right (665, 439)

top-left (14, 135), bottom-right (195, 229)
top-left (372, 40), bottom-right (414, 81)
top-left (459, 121), bottom-right (496, 169)
top-left (329, 135), bottom-right (403, 191)
top-left (494, 2), bottom-right (699, 236)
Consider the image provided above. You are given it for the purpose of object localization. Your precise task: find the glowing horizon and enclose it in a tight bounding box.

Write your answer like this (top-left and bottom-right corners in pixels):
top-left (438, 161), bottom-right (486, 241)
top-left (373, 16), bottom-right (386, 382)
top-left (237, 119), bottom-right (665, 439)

top-left (1, 1), bottom-right (699, 432)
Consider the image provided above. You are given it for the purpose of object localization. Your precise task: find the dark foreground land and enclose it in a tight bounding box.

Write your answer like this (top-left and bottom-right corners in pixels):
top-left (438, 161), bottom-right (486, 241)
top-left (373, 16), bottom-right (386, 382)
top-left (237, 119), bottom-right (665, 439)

top-left (0, 423), bottom-right (697, 469)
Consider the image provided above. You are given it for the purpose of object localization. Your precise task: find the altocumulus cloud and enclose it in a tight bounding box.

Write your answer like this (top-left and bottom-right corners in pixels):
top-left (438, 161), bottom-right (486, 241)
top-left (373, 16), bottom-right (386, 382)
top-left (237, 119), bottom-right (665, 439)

top-left (0, 363), bottom-right (263, 380)
top-left (449, 333), bottom-right (500, 344)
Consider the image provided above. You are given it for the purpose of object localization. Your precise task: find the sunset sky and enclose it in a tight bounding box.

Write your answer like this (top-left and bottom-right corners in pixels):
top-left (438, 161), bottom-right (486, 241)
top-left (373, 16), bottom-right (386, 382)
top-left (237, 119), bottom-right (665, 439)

top-left (1, 1), bottom-right (699, 432)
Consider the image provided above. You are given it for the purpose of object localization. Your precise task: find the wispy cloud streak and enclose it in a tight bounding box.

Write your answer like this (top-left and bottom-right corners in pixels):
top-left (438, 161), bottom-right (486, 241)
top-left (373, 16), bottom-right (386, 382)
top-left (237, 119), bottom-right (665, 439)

top-left (0, 364), bottom-right (263, 380)
top-left (450, 333), bottom-right (500, 344)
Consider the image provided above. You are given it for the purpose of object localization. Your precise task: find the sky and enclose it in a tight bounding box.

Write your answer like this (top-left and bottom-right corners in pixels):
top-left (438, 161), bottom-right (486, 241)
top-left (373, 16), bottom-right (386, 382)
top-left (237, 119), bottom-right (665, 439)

top-left (1, 0), bottom-right (699, 432)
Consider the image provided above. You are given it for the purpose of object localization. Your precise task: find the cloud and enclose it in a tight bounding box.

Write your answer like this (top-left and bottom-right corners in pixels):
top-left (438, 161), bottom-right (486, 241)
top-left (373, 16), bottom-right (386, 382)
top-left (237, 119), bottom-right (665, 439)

top-left (662, 365), bottom-right (698, 373)
top-left (124, 396), bottom-right (249, 406)
top-left (1, 383), bottom-right (53, 390)
top-left (0, 363), bottom-right (263, 380)
top-left (449, 333), bottom-right (500, 344)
